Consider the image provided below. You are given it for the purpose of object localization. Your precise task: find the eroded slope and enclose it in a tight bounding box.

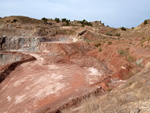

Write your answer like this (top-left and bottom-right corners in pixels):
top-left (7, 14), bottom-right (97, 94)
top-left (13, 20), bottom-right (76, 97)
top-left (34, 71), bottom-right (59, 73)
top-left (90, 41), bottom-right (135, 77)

top-left (0, 16), bottom-right (150, 113)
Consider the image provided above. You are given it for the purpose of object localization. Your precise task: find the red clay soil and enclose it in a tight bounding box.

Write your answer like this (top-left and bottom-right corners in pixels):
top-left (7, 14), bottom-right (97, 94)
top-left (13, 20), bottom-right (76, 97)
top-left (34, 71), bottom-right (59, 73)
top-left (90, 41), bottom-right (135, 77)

top-left (0, 39), bottom-right (149, 113)
top-left (0, 51), bottom-right (36, 83)
top-left (0, 51), bottom-right (110, 113)
top-left (86, 40), bottom-right (149, 80)
top-left (1, 16), bottom-right (150, 113)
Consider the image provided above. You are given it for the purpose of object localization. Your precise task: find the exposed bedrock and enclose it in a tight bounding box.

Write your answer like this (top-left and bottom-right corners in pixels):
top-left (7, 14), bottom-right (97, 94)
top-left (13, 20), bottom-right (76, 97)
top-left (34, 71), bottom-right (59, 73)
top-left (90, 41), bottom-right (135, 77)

top-left (0, 51), bottom-right (36, 83)
top-left (0, 36), bottom-right (82, 52)
top-left (0, 52), bottom-right (22, 66)
top-left (0, 37), bottom-right (40, 51)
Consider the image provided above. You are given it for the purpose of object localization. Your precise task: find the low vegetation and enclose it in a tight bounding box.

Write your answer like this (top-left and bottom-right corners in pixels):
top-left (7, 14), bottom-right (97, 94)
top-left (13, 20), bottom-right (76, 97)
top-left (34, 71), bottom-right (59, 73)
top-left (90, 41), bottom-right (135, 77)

top-left (99, 48), bottom-right (102, 52)
top-left (79, 19), bottom-right (92, 27)
top-left (135, 62), bottom-right (143, 68)
top-left (12, 19), bottom-right (17, 23)
top-left (123, 71), bottom-right (134, 79)
top-left (118, 49), bottom-right (129, 56)
top-left (63, 96), bottom-right (100, 113)
top-left (55, 18), bottom-right (60, 23)
top-left (144, 20), bottom-right (148, 25)
top-left (102, 23), bottom-right (105, 26)
top-left (140, 36), bottom-right (150, 46)
top-left (62, 18), bottom-right (70, 26)
top-left (106, 33), bottom-right (112, 36)
top-left (107, 88), bottom-right (112, 91)
top-left (115, 33), bottom-right (120, 36)
top-left (127, 56), bottom-right (136, 62)
top-left (41, 17), bottom-right (48, 23)
top-left (108, 41), bottom-right (112, 45)
top-left (131, 27), bottom-right (135, 29)
top-left (95, 43), bottom-right (101, 47)
top-left (121, 27), bottom-right (126, 31)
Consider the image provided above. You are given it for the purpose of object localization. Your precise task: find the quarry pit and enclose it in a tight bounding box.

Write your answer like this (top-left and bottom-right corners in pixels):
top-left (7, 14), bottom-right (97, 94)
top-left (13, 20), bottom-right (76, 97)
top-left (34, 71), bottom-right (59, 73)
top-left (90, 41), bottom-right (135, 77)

top-left (1, 16), bottom-right (150, 113)
top-left (0, 38), bottom-right (114, 113)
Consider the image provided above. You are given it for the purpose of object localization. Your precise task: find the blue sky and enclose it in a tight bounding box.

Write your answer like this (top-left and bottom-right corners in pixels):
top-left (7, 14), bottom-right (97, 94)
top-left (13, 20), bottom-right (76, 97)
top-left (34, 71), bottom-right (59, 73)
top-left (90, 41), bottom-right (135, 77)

top-left (0, 0), bottom-right (150, 28)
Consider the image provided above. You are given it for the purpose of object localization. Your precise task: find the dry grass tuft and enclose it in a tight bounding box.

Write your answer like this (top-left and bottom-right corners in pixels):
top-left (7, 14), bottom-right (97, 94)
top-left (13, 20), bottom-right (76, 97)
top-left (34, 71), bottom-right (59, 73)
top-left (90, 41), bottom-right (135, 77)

top-left (63, 96), bottom-right (104, 113)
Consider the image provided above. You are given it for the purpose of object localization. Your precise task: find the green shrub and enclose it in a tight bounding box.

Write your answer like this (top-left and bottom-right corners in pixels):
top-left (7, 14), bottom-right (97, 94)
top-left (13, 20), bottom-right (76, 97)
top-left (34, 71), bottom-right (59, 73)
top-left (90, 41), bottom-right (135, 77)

top-left (61, 18), bottom-right (70, 26)
top-left (115, 33), bottom-right (120, 36)
top-left (62, 18), bottom-right (67, 22)
top-left (127, 56), bottom-right (136, 62)
top-left (95, 43), bottom-right (101, 47)
top-left (99, 48), bottom-right (102, 52)
top-left (118, 49), bottom-right (129, 56)
top-left (65, 22), bottom-right (69, 26)
top-left (106, 33), bottom-right (112, 36)
top-left (121, 27), bottom-right (126, 31)
top-left (80, 19), bottom-right (92, 27)
top-left (144, 20), bottom-right (148, 25)
top-left (87, 22), bottom-right (92, 26)
top-left (107, 88), bottom-right (112, 91)
top-left (41, 17), bottom-right (48, 23)
top-left (12, 19), bottom-right (17, 23)
top-left (55, 18), bottom-right (60, 23)
top-left (65, 20), bottom-right (70, 26)
top-left (108, 41), bottom-right (112, 45)
top-left (131, 27), bottom-right (135, 29)
top-left (123, 71), bottom-right (134, 79)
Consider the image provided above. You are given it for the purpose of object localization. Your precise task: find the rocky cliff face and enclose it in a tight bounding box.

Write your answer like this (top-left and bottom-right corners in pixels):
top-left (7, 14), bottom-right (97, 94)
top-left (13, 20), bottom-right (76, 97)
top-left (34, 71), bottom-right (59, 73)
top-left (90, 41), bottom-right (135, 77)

top-left (0, 51), bottom-right (36, 83)
top-left (0, 37), bottom-right (40, 51)
top-left (0, 53), bottom-right (22, 66)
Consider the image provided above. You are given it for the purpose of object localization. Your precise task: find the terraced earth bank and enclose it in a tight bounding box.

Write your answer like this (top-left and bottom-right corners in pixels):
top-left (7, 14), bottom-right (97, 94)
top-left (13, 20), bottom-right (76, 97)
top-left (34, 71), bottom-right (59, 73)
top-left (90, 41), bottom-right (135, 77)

top-left (0, 16), bottom-right (150, 113)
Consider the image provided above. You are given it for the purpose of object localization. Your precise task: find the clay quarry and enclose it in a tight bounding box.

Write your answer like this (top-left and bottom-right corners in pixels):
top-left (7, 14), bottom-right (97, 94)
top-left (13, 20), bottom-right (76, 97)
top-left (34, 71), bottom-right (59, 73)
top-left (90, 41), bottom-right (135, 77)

top-left (1, 16), bottom-right (150, 113)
